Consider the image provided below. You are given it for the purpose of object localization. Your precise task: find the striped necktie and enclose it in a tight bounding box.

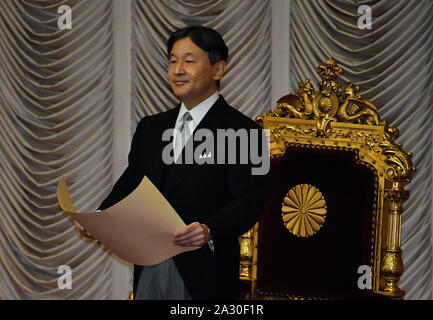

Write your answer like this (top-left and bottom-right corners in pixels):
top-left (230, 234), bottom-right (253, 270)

top-left (174, 112), bottom-right (193, 161)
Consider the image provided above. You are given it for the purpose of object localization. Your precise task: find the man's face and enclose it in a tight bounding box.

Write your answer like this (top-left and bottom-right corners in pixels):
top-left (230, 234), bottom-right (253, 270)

top-left (168, 37), bottom-right (225, 109)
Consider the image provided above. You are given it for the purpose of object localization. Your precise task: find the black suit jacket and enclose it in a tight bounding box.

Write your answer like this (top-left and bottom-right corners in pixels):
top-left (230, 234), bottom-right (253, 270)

top-left (98, 96), bottom-right (268, 299)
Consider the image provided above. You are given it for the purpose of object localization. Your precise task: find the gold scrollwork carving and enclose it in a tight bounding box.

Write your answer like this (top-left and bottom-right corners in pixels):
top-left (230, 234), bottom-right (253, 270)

top-left (349, 131), bottom-right (381, 153)
top-left (270, 125), bottom-right (316, 142)
top-left (380, 128), bottom-right (416, 183)
top-left (316, 117), bottom-right (335, 137)
top-left (338, 83), bottom-right (381, 125)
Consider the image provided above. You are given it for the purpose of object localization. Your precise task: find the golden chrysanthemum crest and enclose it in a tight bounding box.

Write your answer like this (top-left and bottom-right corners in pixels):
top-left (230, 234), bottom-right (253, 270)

top-left (281, 184), bottom-right (327, 238)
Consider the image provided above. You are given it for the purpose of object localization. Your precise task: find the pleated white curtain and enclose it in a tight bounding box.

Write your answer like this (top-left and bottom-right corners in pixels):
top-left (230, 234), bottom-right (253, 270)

top-left (288, 0), bottom-right (433, 299)
top-left (0, 0), bottom-right (116, 299)
top-left (131, 0), bottom-right (272, 127)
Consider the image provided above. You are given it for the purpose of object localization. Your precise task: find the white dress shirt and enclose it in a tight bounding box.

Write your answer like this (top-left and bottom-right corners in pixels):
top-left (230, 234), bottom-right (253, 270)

top-left (174, 91), bottom-right (220, 134)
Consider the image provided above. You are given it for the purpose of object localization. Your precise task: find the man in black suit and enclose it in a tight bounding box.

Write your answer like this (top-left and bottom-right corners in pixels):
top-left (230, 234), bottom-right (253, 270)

top-left (77, 26), bottom-right (268, 299)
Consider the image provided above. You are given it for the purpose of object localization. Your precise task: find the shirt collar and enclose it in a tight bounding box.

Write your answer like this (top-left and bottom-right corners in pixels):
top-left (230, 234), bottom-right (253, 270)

top-left (175, 91), bottom-right (220, 130)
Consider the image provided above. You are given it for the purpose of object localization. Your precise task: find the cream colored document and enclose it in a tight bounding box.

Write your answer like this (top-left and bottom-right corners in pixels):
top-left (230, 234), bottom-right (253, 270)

top-left (57, 176), bottom-right (197, 266)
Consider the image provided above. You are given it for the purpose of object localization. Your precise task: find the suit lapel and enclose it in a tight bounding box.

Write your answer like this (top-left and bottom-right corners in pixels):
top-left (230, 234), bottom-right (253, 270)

top-left (162, 96), bottom-right (225, 196)
top-left (146, 106), bottom-right (179, 190)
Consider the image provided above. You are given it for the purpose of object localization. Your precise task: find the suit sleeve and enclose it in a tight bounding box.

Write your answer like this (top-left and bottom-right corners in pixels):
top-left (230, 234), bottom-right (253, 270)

top-left (98, 117), bottom-right (148, 210)
top-left (204, 126), bottom-right (269, 243)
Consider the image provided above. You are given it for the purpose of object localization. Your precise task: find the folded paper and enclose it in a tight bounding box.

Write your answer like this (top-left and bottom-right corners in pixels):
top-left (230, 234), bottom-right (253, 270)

top-left (57, 176), bottom-right (197, 266)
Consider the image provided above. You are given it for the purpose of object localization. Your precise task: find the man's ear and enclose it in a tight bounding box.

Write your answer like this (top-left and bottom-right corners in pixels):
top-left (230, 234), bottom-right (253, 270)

top-left (212, 60), bottom-right (227, 81)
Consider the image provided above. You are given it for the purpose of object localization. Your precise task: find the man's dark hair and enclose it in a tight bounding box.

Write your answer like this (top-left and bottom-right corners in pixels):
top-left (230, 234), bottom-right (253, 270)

top-left (167, 25), bottom-right (228, 87)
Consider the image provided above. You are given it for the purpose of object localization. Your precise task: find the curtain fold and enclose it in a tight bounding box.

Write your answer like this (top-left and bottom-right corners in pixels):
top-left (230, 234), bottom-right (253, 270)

top-left (289, 0), bottom-right (433, 299)
top-left (0, 0), bottom-right (115, 299)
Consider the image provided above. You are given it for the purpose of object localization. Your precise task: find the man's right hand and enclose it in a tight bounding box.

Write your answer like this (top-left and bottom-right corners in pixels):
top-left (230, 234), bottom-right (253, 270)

top-left (74, 221), bottom-right (97, 240)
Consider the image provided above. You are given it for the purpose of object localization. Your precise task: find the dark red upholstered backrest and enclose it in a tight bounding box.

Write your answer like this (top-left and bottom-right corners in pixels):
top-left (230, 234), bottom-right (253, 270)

top-left (257, 145), bottom-right (377, 299)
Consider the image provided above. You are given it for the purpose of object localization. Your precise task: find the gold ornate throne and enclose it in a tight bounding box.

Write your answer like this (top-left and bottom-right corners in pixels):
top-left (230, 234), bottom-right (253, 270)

top-left (239, 58), bottom-right (415, 300)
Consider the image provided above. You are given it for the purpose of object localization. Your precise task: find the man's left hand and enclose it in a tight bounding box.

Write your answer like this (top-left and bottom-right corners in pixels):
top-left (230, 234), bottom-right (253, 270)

top-left (174, 222), bottom-right (211, 248)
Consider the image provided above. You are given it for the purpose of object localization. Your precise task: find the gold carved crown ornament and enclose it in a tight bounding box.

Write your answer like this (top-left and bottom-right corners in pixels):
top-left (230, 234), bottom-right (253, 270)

top-left (262, 58), bottom-right (382, 130)
top-left (257, 57), bottom-right (415, 185)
